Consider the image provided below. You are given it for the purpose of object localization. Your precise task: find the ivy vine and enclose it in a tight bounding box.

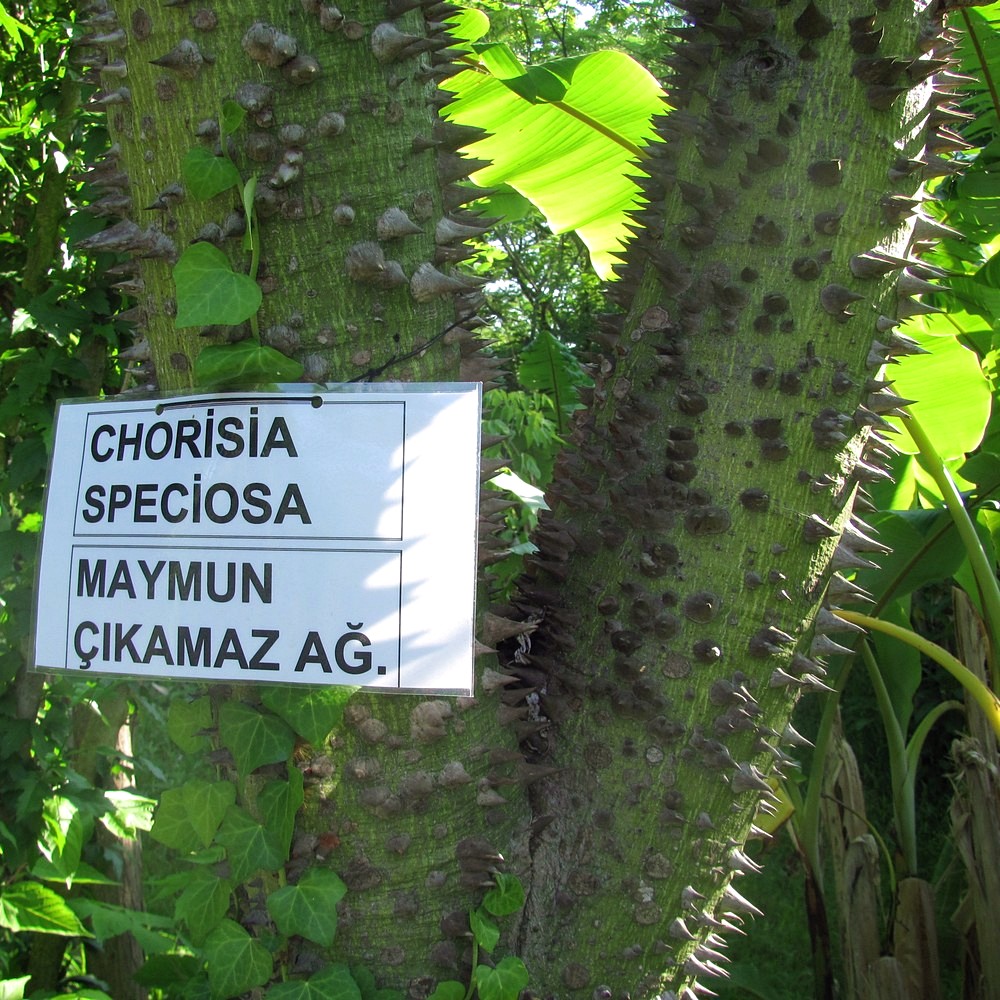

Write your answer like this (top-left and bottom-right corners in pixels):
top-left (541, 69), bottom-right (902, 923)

top-left (174, 101), bottom-right (304, 387)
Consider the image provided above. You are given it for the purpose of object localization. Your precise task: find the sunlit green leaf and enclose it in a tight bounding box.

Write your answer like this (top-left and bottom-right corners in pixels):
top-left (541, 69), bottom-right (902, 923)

top-left (442, 49), bottom-right (667, 279)
top-left (150, 779), bottom-right (236, 852)
top-left (174, 242), bottom-right (262, 328)
top-left (444, 7), bottom-right (490, 44)
top-left (888, 326), bottom-right (991, 459)
top-left (0, 881), bottom-right (90, 936)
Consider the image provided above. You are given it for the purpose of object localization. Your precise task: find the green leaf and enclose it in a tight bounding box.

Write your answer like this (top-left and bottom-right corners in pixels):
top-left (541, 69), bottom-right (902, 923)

top-left (0, 881), bottom-right (90, 936)
top-left (427, 982), bottom-right (465, 1000)
top-left (442, 49), bottom-right (667, 279)
top-left (134, 954), bottom-right (204, 991)
top-left (167, 696), bottom-right (214, 753)
top-left (221, 100), bottom-right (247, 138)
top-left (474, 957), bottom-right (529, 1000)
top-left (266, 868), bottom-right (347, 947)
top-left (444, 8), bottom-right (491, 45)
top-left (0, 975), bottom-right (31, 1000)
top-left (517, 330), bottom-right (588, 429)
top-left (261, 686), bottom-right (359, 745)
top-left (469, 906), bottom-right (500, 952)
top-left (218, 701), bottom-right (296, 776)
top-left (258, 765), bottom-right (305, 859)
top-left (214, 805), bottom-right (286, 883)
top-left (174, 242), bottom-right (262, 328)
top-left (887, 326), bottom-right (991, 460)
top-left (174, 869), bottom-right (233, 943)
top-left (483, 873), bottom-right (525, 916)
top-left (193, 341), bottom-right (304, 386)
top-left (181, 146), bottom-right (242, 200)
top-left (204, 920), bottom-right (273, 1000)
top-left (150, 779), bottom-right (236, 852)
top-left (101, 789), bottom-right (155, 838)
top-left (855, 510), bottom-right (968, 606)
top-left (268, 965), bottom-right (362, 1000)
top-left (69, 898), bottom-right (175, 954)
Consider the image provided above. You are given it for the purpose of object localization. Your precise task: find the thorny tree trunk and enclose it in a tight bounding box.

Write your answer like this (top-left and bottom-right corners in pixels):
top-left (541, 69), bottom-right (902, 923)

top-left (75, 0), bottom-right (975, 997)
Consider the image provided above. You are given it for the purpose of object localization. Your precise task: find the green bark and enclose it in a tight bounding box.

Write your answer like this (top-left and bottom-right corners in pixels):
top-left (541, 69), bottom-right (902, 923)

top-left (78, 0), bottom-right (965, 997)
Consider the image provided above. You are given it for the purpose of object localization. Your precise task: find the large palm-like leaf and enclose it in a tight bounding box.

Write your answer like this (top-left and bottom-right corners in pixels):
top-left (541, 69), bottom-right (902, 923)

top-left (440, 43), bottom-right (667, 279)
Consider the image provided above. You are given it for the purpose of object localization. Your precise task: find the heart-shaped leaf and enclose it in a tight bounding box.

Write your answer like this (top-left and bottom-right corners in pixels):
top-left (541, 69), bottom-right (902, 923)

top-left (174, 242), bottom-right (262, 328)
top-left (193, 341), bottom-right (304, 386)
top-left (181, 146), bottom-right (242, 200)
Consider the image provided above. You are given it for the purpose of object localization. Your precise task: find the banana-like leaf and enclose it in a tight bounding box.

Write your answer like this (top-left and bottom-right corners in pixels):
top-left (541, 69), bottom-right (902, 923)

top-left (441, 45), bottom-right (667, 280)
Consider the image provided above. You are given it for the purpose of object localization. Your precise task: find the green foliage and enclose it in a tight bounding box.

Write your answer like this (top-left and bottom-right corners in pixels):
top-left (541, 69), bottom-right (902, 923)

top-left (204, 919), bottom-right (274, 999)
top-left (218, 701), bottom-right (296, 776)
top-left (173, 243), bottom-right (263, 329)
top-left (473, 958), bottom-right (529, 1000)
top-left (442, 33), bottom-right (667, 278)
top-left (0, 881), bottom-right (89, 937)
top-left (266, 869), bottom-right (347, 947)
top-left (260, 686), bottom-right (358, 746)
top-left (150, 779), bottom-right (236, 852)
top-left (193, 341), bottom-right (304, 386)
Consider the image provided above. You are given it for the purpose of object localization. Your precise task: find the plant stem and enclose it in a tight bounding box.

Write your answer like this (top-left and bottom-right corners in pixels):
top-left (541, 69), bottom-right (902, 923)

top-left (834, 610), bottom-right (1000, 740)
top-left (859, 641), bottom-right (915, 874)
top-left (902, 413), bottom-right (1000, 690)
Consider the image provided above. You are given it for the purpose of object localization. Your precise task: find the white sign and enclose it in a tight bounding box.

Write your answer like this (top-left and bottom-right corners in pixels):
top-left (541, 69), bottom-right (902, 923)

top-left (32, 384), bottom-right (481, 694)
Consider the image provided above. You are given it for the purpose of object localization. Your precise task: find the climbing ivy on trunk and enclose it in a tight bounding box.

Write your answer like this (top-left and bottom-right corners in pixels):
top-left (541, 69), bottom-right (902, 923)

top-left (74, 0), bottom-right (973, 997)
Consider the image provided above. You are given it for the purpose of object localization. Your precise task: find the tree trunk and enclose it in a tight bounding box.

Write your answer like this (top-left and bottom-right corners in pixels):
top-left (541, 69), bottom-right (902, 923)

top-left (76, 0), bottom-right (966, 997)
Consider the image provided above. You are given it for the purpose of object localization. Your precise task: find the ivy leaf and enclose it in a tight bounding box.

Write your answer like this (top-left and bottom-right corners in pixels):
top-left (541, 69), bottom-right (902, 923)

top-left (268, 964), bottom-right (362, 1000)
top-left (149, 780), bottom-right (235, 852)
top-left (193, 341), bottom-right (304, 387)
top-left (204, 919), bottom-right (273, 999)
top-left (469, 906), bottom-right (500, 952)
top-left (427, 983), bottom-right (465, 1000)
top-left (215, 805), bottom-right (286, 883)
top-left (221, 100), bottom-right (247, 138)
top-left (474, 957), bottom-right (529, 1000)
top-left (0, 881), bottom-right (90, 936)
top-left (266, 868), bottom-right (347, 946)
top-left (218, 701), bottom-right (295, 776)
top-left (258, 765), bottom-right (305, 858)
top-left (174, 869), bottom-right (233, 944)
top-left (173, 242), bottom-right (262, 328)
top-left (482, 873), bottom-right (525, 917)
top-left (181, 146), bottom-right (242, 200)
top-left (261, 686), bottom-right (359, 745)
top-left (167, 696), bottom-right (213, 753)
top-left (133, 954), bottom-right (203, 992)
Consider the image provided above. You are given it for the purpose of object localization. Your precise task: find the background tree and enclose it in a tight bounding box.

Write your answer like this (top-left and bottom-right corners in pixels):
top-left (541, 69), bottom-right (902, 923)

top-left (3, 1), bottom-right (995, 998)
